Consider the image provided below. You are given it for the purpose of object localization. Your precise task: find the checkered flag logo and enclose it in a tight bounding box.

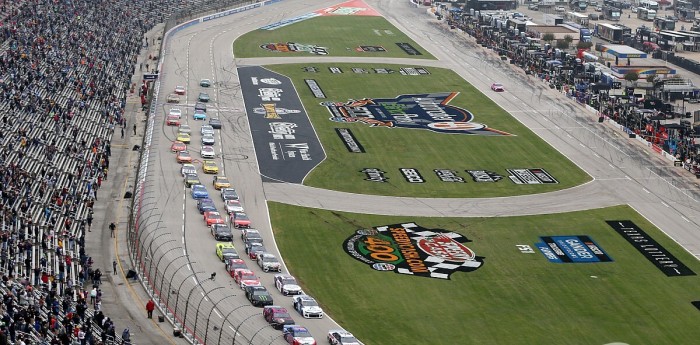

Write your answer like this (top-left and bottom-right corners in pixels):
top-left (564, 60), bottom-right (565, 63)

top-left (343, 222), bottom-right (484, 280)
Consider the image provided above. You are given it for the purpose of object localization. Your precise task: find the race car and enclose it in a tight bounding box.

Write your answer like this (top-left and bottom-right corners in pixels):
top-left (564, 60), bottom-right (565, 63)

top-left (263, 306), bottom-right (295, 330)
top-left (274, 274), bottom-right (302, 296)
top-left (209, 118), bottom-right (222, 129)
top-left (191, 184), bottom-right (209, 199)
top-left (213, 176), bottom-right (230, 190)
top-left (220, 188), bottom-right (239, 201)
top-left (198, 92), bottom-right (210, 102)
top-left (176, 150), bottom-right (192, 163)
top-left (292, 295), bottom-right (324, 319)
top-left (231, 211), bottom-right (251, 228)
top-left (166, 93), bottom-right (180, 103)
top-left (170, 141), bottom-right (186, 152)
top-left (211, 224), bottom-right (233, 241)
top-left (245, 285), bottom-right (273, 307)
top-left (202, 160), bottom-right (219, 174)
top-left (168, 108), bottom-right (182, 118)
top-left (193, 109), bottom-right (206, 121)
top-left (257, 253), bottom-right (282, 273)
top-left (176, 132), bottom-right (191, 144)
top-left (181, 163), bottom-right (196, 177)
top-left (247, 243), bottom-right (266, 260)
top-left (200, 79), bottom-right (212, 87)
top-left (282, 325), bottom-right (316, 345)
top-left (195, 102), bottom-right (207, 113)
top-left (200, 145), bottom-right (215, 159)
top-left (224, 199), bottom-right (244, 214)
top-left (204, 211), bottom-right (225, 227)
top-left (215, 242), bottom-right (239, 262)
top-left (490, 83), bottom-right (505, 92)
top-left (327, 330), bottom-right (362, 345)
top-left (166, 114), bottom-right (180, 126)
top-left (183, 173), bottom-right (200, 188)
top-left (200, 125), bottom-right (214, 136)
top-left (174, 85), bottom-right (186, 95)
top-left (178, 124), bottom-right (191, 135)
top-left (196, 198), bottom-right (216, 214)
top-left (242, 228), bottom-right (263, 245)
top-left (201, 134), bottom-right (215, 146)
top-left (225, 259), bottom-right (248, 277)
top-left (234, 269), bottom-right (261, 289)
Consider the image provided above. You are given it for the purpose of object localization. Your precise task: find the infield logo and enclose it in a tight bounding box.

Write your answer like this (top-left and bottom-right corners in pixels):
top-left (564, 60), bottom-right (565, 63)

top-left (322, 92), bottom-right (512, 136)
top-left (343, 222), bottom-right (484, 279)
top-left (260, 42), bottom-right (328, 55)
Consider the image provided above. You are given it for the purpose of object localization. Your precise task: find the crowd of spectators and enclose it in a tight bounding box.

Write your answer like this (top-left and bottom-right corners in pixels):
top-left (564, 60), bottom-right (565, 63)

top-left (444, 11), bottom-right (700, 176)
top-left (0, 0), bottom-right (203, 343)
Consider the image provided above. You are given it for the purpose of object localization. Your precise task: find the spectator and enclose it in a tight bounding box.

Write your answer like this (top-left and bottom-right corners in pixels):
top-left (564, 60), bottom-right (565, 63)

top-left (146, 299), bottom-right (155, 319)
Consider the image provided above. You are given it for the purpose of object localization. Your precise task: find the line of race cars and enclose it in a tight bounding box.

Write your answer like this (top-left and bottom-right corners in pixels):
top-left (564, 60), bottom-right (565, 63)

top-left (166, 81), bottom-right (362, 345)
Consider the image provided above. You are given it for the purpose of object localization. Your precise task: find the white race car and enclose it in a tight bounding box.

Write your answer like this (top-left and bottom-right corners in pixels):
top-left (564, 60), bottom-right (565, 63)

top-left (292, 295), bottom-right (324, 319)
top-left (274, 274), bottom-right (302, 296)
top-left (257, 253), bottom-right (282, 273)
top-left (328, 329), bottom-right (363, 345)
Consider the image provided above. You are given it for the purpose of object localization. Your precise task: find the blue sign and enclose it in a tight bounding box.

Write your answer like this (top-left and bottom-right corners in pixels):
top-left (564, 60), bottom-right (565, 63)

top-left (321, 92), bottom-right (512, 136)
top-left (536, 235), bottom-right (612, 263)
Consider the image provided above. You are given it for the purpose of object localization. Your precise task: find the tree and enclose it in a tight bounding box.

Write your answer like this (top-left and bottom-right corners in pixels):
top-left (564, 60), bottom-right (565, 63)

top-left (645, 74), bottom-right (657, 83)
top-left (624, 72), bottom-right (639, 82)
top-left (576, 41), bottom-right (593, 50)
top-left (542, 33), bottom-right (555, 44)
top-left (563, 35), bottom-right (574, 45)
top-left (556, 39), bottom-right (570, 49)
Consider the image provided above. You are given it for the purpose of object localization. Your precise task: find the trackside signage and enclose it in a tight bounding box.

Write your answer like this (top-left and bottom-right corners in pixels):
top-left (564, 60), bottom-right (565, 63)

top-left (343, 223), bottom-right (484, 279)
top-left (607, 220), bottom-right (696, 276)
top-left (535, 236), bottom-right (612, 263)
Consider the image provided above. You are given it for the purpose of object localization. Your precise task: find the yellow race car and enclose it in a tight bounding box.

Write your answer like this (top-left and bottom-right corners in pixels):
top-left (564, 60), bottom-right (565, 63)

top-left (176, 133), bottom-right (191, 144)
top-left (202, 160), bottom-right (219, 174)
top-left (213, 176), bottom-right (231, 190)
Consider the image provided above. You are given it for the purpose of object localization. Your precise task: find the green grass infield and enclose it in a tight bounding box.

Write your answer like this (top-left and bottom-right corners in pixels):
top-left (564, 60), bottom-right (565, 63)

top-left (233, 16), bottom-right (434, 59)
top-left (270, 202), bottom-right (700, 345)
top-left (264, 63), bottom-right (590, 197)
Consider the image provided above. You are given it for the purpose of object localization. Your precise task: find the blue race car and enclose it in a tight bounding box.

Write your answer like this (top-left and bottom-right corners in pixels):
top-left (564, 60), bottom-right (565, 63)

top-left (196, 198), bottom-right (217, 214)
top-left (191, 184), bottom-right (209, 199)
top-left (193, 110), bottom-right (207, 120)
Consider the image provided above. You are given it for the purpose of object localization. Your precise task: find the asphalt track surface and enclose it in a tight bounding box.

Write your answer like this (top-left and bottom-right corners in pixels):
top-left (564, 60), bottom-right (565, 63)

top-left (144, 0), bottom-right (700, 344)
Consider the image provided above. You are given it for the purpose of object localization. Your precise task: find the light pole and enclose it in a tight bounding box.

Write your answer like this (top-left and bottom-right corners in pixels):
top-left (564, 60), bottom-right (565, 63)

top-left (204, 294), bottom-right (239, 343)
top-left (232, 312), bottom-right (261, 345)
top-left (217, 305), bottom-right (256, 345)
top-left (193, 286), bottom-right (226, 339)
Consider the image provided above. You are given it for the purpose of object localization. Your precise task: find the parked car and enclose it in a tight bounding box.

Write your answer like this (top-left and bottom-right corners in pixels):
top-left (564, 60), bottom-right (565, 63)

top-left (242, 228), bottom-right (263, 245)
top-left (234, 269), bottom-right (260, 289)
top-left (555, 5), bottom-right (565, 12)
top-left (527, 4), bottom-right (538, 10)
top-left (247, 243), bottom-right (266, 260)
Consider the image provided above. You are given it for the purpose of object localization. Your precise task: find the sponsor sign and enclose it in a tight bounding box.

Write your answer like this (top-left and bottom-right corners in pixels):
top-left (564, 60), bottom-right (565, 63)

top-left (434, 169), bottom-right (465, 183)
top-left (507, 168), bottom-right (558, 184)
top-left (304, 79), bottom-right (326, 98)
top-left (202, 2), bottom-right (262, 21)
top-left (607, 220), bottom-right (696, 276)
top-left (356, 45), bottom-right (387, 52)
top-left (321, 92), bottom-right (512, 136)
top-left (302, 66), bottom-right (319, 73)
top-left (260, 42), bottom-right (328, 55)
top-left (335, 128), bottom-right (365, 153)
top-left (315, 0), bottom-right (382, 16)
top-left (467, 170), bottom-right (503, 182)
top-left (143, 73), bottom-right (158, 81)
top-left (251, 77), bottom-right (281, 85)
top-left (516, 245), bottom-right (535, 254)
top-left (399, 67), bottom-right (430, 75)
top-left (351, 68), bottom-right (369, 74)
top-left (361, 168), bottom-right (387, 182)
top-left (399, 168), bottom-right (424, 183)
top-left (536, 236), bottom-right (613, 263)
top-left (343, 222), bottom-right (484, 279)
top-left (253, 104), bottom-right (300, 119)
top-left (373, 68), bottom-right (395, 74)
top-left (329, 67), bottom-right (343, 74)
top-left (396, 42), bottom-right (422, 55)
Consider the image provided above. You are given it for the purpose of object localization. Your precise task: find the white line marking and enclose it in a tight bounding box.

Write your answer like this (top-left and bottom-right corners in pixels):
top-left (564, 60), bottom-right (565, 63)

top-left (661, 202), bottom-right (670, 208)
top-left (192, 277), bottom-right (197, 284)
top-left (593, 153), bottom-right (600, 158)
top-left (187, 264), bottom-right (191, 271)
top-left (681, 216), bottom-right (690, 222)
top-left (579, 143), bottom-right (586, 148)
top-left (642, 188), bottom-right (650, 194)
top-left (215, 309), bottom-right (222, 318)
top-left (608, 163), bottom-right (615, 168)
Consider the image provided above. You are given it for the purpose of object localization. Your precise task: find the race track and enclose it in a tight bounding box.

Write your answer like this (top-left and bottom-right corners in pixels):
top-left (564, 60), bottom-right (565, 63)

top-left (140, 0), bottom-right (700, 344)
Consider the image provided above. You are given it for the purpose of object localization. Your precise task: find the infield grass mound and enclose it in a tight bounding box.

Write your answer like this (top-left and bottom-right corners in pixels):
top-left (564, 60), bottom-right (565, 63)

top-left (270, 202), bottom-right (700, 345)
top-left (264, 63), bottom-right (590, 197)
top-left (233, 16), bottom-right (434, 59)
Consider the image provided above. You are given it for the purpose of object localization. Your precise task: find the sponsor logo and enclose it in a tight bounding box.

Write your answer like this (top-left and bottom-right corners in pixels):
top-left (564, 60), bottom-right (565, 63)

top-left (396, 42), bottom-right (422, 55)
top-left (434, 169), bottom-right (465, 183)
top-left (360, 168), bottom-right (387, 182)
top-left (466, 170), bottom-right (503, 182)
top-left (328, 67), bottom-right (343, 74)
top-left (269, 122), bottom-right (297, 140)
top-left (399, 168), bottom-right (424, 183)
top-left (304, 79), bottom-right (326, 98)
top-left (373, 68), bottom-right (395, 74)
top-left (259, 12), bottom-right (320, 30)
top-left (335, 128), bottom-right (365, 153)
top-left (321, 92), bottom-right (512, 136)
top-left (253, 104), bottom-right (301, 119)
top-left (343, 222), bottom-right (484, 279)
top-left (351, 68), bottom-right (369, 74)
top-left (315, 0), bottom-right (382, 16)
top-left (400, 67), bottom-right (430, 75)
top-left (356, 45), bottom-right (387, 52)
top-left (535, 236), bottom-right (613, 263)
top-left (251, 77), bottom-right (282, 85)
top-left (607, 220), bottom-right (696, 276)
top-left (507, 168), bottom-right (558, 184)
top-left (516, 244), bottom-right (535, 254)
top-left (260, 42), bottom-right (328, 55)
top-left (302, 66), bottom-right (319, 73)
top-left (257, 88), bottom-right (283, 102)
